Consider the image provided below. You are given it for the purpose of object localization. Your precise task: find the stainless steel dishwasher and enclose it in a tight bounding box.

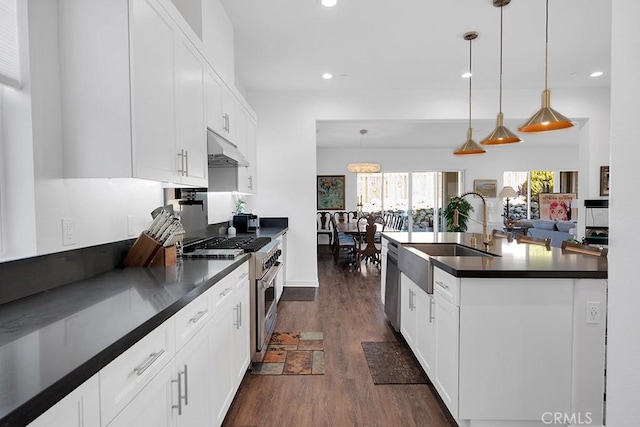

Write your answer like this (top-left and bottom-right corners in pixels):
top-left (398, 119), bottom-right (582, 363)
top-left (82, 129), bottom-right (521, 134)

top-left (384, 242), bottom-right (401, 331)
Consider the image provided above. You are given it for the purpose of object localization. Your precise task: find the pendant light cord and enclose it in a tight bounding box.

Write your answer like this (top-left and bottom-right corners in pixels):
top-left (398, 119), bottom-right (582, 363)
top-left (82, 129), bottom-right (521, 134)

top-left (468, 36), bottom-right (473, 131)
top-left (544, 0), bottom-right (549, 91)
top-left (499, 4), bottom-right (504, 113)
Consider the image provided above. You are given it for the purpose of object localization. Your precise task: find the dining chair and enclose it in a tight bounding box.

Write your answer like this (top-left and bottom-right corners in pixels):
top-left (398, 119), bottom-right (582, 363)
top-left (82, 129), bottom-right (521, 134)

top-left (330, 215), bottom-right (356, 265)
top-left (561, 241), bottom-right (608, 257)
top-left (517, 235), bottom-right (551, 250)
top-left (355, 215), bottom-right (382, 270)
top-left (317, 211), bottom-right (333, 246)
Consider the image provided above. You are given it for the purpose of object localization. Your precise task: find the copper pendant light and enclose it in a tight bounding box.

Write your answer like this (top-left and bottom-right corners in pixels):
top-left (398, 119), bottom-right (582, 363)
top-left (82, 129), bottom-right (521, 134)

top-left (518, 0), bottom-right (574, 133)
top-left (454, 31), bottom-right (486, 156)
top-left (481, 0), bottom-right (522, 145)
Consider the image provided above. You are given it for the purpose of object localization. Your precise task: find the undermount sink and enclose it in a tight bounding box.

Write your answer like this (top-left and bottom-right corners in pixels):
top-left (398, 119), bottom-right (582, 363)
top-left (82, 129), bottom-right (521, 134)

top-left (407, 243), bottom-right (493, 257)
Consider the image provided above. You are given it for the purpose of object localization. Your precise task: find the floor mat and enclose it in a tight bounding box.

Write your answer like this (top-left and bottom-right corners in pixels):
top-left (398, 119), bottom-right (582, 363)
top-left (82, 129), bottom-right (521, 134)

top-left (279, 287), bottom-right (317, 301)
top-left (252, 332), bottom-right (324, 375)
top-left (361, 341), bottom-right (429, 384)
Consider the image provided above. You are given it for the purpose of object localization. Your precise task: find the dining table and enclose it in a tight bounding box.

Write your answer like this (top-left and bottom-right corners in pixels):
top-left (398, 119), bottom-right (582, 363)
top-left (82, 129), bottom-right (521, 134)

top-left (335, 221), bottom-right (361, 235)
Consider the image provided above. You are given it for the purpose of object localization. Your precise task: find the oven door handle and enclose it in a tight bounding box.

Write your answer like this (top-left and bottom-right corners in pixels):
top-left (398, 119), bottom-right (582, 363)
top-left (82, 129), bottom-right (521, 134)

top-left (259, 262), bottom-right (282, 288)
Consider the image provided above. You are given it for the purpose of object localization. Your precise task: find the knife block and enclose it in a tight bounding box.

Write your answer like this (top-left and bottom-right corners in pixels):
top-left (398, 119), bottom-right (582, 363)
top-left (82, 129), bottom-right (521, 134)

top-left (123, 233), bottom-right (177, 268)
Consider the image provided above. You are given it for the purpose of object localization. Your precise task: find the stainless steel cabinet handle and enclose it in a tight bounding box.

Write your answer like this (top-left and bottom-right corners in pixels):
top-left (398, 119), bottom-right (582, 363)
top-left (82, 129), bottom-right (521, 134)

top-left (177, 150), bottom-right (185, 175)
top-left (408, 289), bottom-right (414, 311)
top-left (182, 364), bottom-right (188, 406)
top-left (220, 287), bottom-right (233, 297)
top-left (189, 309), bottom-right (208, 324)
top-left (233, 304), bottom-right (239, 329)
top-left (133, 349), bottom-right (165, 376)
top-left (429, 297), bottom-right (435, 323)
top-left (239, 272), bottom-right (249, 280)
top-left (172, 372), bottom-right (182, 415)
top-left (184, 150), bottom-right (189, 176)
top-left (248, 176), bottom-right (253, 189)
top-left (435, 280), bottom-right (449, 290)
top-left (238, 301), bottom-right (242, 328)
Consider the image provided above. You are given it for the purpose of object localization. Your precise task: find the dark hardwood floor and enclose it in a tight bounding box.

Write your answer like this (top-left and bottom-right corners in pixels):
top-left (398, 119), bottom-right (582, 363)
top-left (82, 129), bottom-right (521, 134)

top-left (223, 246), bottom-right (456, 427)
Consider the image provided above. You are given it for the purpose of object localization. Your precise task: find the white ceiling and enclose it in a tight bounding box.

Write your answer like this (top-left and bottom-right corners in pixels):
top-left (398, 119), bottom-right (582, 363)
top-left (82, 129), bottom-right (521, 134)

top-left (219, 0), bottom-right (610, 148)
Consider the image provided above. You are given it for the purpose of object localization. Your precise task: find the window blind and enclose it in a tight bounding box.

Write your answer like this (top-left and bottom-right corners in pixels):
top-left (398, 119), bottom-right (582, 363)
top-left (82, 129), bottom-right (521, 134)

top-left (0, 0), bottom-right (20, 88)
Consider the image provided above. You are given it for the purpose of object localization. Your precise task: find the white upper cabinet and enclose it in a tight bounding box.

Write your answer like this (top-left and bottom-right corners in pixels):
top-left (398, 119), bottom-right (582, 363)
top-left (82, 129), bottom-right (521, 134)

top-left (174, 34), bottom-right (208, 186)
top-left (58, 0), bottom-right (208, 187)
top-left (130, 0), bottom-right (177, 183)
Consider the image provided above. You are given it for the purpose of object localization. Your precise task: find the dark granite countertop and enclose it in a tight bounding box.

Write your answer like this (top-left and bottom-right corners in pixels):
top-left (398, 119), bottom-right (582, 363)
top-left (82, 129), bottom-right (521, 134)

top-left (383, 231), bottom-right (607, 279)
top-left (0, 225), bottom-right (289, 426)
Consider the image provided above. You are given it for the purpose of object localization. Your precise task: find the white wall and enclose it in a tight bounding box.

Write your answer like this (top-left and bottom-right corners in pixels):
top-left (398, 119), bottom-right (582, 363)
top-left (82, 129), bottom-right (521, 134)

top-left (606, 1), bottom-right (640, 425)
top-left (0, 0), bottom-right (164, 261)
top-left (250, 87), bottom-right (610, 287)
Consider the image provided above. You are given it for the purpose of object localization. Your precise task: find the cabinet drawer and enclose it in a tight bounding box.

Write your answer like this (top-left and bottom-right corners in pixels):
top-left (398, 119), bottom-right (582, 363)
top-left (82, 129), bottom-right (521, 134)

top-left (100, 318), bottom-right (175, 423)
top-left (433, 267), bottom-right (460, 306)
top-left (174, 290), bottom-right (210, 350)
top-left (210, 275), bottom-right (235, 312)
top-left (233, 261), bottom-right (250, 290)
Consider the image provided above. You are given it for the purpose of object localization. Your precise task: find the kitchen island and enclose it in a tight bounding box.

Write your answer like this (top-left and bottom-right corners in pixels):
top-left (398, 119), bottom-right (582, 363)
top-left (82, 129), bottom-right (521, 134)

top-left (382, 231), bottom-right (607, 427)
top-left (0, 225), bottom-right (288, 426)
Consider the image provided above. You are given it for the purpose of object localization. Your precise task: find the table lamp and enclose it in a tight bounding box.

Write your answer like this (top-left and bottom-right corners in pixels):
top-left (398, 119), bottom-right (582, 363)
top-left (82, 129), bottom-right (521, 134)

top-left (498, 186), bottom-right (518, 228)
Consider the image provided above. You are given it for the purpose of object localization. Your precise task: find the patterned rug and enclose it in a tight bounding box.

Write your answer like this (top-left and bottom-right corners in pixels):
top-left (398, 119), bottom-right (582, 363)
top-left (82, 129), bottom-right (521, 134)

top-left (251, 332), bottom-right (324, 375)
top-left (361, 341), bottom-right (429, 384)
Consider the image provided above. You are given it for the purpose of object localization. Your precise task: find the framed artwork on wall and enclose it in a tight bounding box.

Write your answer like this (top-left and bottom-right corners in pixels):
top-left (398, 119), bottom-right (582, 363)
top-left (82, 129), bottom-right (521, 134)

top-left (473, 179), bottom-right (497, 198)
top-left (600, 166), bottom-right (610, 196)
top-left (539, 193), bottom-right (577, 221)
top-left (317, 175), bottom-right (346, 210)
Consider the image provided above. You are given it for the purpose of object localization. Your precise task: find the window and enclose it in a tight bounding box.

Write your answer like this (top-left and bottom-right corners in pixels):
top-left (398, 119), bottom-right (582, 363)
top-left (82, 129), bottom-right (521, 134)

top-left (357, 171), bottom-right (462, 232)
top-left (0, 0), bottom-right (21, 88)
top-left (503, 170), bottom-right (578, 221)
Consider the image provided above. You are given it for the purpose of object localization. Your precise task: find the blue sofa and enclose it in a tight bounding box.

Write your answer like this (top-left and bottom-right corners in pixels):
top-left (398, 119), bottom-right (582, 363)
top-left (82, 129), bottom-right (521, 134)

top-left (526, 220), bottom-right (576, 248)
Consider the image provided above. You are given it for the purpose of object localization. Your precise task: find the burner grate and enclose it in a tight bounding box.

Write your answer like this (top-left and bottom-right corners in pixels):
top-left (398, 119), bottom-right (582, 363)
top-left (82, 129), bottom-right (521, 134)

top-left (183, 236), bottom-right (272, 253)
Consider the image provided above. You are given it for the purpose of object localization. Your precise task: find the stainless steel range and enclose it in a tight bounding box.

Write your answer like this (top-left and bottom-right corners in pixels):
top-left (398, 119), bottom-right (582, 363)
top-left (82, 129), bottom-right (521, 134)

top-left (182, 236), bottom-right (283, 363)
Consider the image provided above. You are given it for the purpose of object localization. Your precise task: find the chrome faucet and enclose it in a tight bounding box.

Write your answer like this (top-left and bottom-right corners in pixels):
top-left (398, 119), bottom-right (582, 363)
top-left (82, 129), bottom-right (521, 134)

top-left (453, 191), bottom-right (493, 248)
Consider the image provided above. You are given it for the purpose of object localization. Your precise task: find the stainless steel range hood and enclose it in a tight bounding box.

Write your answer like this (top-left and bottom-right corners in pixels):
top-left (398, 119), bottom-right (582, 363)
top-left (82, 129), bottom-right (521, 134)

top-left (207, 128), bottom-right (249, 168)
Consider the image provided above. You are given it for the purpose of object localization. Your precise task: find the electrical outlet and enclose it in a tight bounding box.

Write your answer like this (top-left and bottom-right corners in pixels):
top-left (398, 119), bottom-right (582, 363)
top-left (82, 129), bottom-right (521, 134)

top-left (62, 218), bottom-right (75, 246)
top-left (586, 301), bottom-right (601, 324)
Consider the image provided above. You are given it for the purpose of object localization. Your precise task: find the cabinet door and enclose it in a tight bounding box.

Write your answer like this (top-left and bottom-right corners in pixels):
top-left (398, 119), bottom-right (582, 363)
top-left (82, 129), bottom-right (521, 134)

top-left (399, 273), bottom-right (417, 351)
top-left (28, 375), bottom-right (100, 427)
top-left (208, 301), bottom-right (234, 426)
top-left (130, 0), bottom-right (177, 182)
top-left (175, 329), bottom-right (210, 427)
top-left (237, 116), bottom-right (257, 194)
top-left (206, 69), bottom-right (225, 135)
top-left (380, 240), bottom-right (388, 304)
top-left (221, 89), bottom-right (237, 142)
top-left (175, 35), bottom-right (207, 186)
top-left (232, 278), bottom-right (251, 385)
top-left (434, 292), bottom-right (459, 419)
top-left (416, 291), bottom-right (436, 377)
top-left (106, 361), bottom-right (176, 427)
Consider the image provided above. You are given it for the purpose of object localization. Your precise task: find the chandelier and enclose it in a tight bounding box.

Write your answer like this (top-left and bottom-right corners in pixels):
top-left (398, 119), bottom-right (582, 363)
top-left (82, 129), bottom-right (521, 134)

top-left (347, 129), bottom-right (381, 173)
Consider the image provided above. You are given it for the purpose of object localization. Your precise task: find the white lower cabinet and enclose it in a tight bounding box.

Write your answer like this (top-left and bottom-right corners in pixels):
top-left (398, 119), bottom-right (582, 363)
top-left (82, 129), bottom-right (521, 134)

top-left (106, 361), bottom-right (176, 427)
top-left (399, 273), bottom-right (417, 350)
top-left (433, 289), bottom-right (459, 419)
top-left (415, 290), bottom-right (435, 378)
top-left (98, 261), bottom-right (250, 427)
top-left (174, 329), bottom-right (211, 426)
top-left (28, 374), bottom-right (100, 427)
top-left (400, 273), bottom-right (436, 378)
top-left (210, 266), bottom-right (251, 426)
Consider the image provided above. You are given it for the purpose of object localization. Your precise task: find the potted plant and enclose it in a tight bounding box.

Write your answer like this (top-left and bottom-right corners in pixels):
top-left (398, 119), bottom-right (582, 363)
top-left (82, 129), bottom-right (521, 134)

top-left (443, 196), bottom-right (474, 232)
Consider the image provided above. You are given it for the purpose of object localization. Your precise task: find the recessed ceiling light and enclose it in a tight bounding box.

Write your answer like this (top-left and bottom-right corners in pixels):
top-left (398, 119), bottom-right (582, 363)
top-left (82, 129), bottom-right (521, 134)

top-left (322, 73), bottom-right (333, 79)
top-left (461, 72), bottom-right (472, 79)
top-left (590, 71), bottom-right (604, 78)
top-left (321, 0), bottom-right (337, 7)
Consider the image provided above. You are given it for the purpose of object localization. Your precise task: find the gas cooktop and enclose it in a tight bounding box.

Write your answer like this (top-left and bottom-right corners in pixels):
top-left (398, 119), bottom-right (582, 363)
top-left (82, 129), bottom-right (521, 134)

top-left (181, 236), bottom-right (272, 260)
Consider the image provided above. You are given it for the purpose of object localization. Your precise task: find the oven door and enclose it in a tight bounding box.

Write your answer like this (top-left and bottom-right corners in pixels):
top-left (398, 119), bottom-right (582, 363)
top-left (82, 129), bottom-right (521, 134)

top-left (256, 261), bottom-right (283, 357)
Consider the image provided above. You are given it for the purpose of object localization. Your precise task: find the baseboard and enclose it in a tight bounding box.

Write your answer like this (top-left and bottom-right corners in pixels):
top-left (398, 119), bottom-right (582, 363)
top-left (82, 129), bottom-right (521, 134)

top-left (284, 279), bottom-right (319, 288)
